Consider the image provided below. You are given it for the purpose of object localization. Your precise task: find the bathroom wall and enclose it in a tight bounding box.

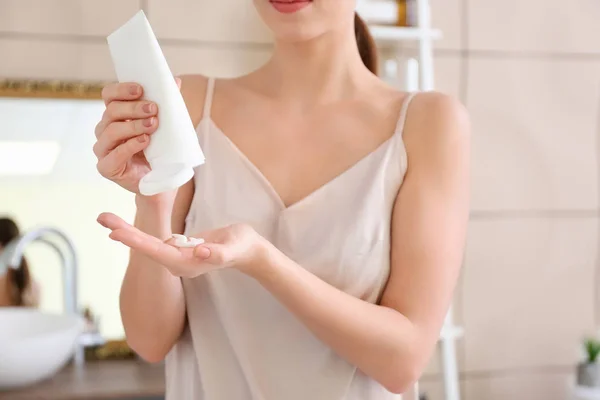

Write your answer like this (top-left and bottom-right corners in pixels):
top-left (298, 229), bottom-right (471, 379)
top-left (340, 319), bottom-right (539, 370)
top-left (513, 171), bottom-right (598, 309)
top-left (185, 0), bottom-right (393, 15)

top-left (1, 0), bottom-right (600, 399)
top-left (415, 1), bottom-right (600, 399)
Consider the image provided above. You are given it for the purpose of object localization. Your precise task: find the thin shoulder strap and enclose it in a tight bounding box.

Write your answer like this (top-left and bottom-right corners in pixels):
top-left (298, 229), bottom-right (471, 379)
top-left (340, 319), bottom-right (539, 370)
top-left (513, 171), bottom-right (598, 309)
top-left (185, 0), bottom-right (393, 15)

top-left (202, 77), bottom-right (216, 120)
top-left (394, 92), bottom-right (418, 136)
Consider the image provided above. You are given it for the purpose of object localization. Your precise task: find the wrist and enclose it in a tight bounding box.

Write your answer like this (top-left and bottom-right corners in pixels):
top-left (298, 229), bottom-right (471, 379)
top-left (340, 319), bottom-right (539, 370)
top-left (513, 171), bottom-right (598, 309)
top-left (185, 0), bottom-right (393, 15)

top-left (243, 236), bottom-right (278, 281)
top-left (135, 193), bottom-right (175, 213)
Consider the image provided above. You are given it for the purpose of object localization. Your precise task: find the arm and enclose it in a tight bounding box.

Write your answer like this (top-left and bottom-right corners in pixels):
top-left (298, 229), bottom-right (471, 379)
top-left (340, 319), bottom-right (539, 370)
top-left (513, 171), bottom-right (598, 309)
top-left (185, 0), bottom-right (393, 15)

top-left (248, 93), bottom-right (470, 393)
top-left (118, 183), bottom-right (193, 363)
top-left (117, 75), bottom-right (208, 362)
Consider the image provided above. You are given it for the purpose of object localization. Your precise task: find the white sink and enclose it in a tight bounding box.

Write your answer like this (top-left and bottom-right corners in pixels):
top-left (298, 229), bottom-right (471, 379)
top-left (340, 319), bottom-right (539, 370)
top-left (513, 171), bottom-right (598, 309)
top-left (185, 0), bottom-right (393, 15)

top-left (0, 307), bottom-right (84, 390)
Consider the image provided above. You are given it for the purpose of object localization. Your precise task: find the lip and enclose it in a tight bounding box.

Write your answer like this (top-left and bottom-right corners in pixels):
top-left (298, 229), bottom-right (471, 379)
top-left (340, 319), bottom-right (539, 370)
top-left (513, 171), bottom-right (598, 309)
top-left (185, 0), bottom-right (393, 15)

top-left (269, 0), bottom-right (311, 14)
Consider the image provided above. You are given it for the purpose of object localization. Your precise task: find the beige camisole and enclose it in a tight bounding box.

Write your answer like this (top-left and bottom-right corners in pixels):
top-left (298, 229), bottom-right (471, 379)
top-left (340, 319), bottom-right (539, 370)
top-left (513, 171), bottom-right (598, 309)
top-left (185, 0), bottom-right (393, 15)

top-left (165, 78), bottom-right (417, 400)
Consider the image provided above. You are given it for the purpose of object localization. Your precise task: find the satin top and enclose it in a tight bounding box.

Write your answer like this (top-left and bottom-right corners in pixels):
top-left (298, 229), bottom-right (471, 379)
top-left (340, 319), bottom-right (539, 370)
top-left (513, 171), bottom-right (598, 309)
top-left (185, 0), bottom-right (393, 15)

top-left (165, 78), bottom-right (417, 400)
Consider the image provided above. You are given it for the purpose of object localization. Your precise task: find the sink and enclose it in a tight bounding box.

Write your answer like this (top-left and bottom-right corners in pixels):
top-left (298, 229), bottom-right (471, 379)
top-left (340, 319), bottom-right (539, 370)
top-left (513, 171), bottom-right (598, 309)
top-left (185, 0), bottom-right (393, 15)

top-left (0, 307), bottom-right (84, 390)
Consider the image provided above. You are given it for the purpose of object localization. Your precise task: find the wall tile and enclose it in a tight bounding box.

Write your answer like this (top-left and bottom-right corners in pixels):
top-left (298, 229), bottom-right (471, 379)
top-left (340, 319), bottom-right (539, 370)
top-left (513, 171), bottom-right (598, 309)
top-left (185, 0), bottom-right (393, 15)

top-left (462, 218), bottom-right (597, 372)
top-left (147, 0), bottom-right (272, 43)
top-left (468, 58), bottom-right (600, 211)
top-left (162, 45), bottom-right (272, 78)
top-left (0, 39), bottom-right (115, 80)
top-left (0, 38), bottom-right (271, 81)
top-left (0, 0), bottom-right (140, 36)
top-left (429, 0), bottom-right (463, 51)
top-left (0, 38), bottom-right (85, 79)
top-left (463, 371), bottom-right (571, 400)
top-left (434, 54), bottom-right (462, 98)
top-left (468, 0), bottom-right (600, 53)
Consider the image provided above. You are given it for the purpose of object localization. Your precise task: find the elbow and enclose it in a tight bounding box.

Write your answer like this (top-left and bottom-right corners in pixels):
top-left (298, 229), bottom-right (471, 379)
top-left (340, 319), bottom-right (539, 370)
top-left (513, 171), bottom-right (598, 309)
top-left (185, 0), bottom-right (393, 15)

top-left (379, 351), bottom-right (424, 395)
top-left (126, 336), bottom-right (171, 363)
top-left (381, 367), bottom-right (421, 395)
top-left (381, 373), bottom-right (419, 394)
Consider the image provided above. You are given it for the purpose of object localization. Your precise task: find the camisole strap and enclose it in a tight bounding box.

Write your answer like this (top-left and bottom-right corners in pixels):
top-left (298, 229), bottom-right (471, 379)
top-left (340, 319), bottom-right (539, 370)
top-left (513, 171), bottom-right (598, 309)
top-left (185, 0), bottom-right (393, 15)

top-left (394, 92), bottom-right (418, 137)
top-left (203, 77), bottom-right (216, 120)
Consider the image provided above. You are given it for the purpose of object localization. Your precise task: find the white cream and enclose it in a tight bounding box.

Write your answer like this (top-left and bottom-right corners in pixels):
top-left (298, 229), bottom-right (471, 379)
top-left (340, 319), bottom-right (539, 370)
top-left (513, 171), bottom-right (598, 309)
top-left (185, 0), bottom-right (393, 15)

top-left (107, 10), bottom-right (205, 196)
top-left (171, 234), bottom-right (205, 248)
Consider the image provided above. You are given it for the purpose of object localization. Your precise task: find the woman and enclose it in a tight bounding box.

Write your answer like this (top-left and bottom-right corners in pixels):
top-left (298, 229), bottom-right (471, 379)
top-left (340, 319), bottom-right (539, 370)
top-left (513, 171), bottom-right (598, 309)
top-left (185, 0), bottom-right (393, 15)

top-left (94, 1), bottom-right (470, 398)
top-left (0, 217), bottom-right (40, 308)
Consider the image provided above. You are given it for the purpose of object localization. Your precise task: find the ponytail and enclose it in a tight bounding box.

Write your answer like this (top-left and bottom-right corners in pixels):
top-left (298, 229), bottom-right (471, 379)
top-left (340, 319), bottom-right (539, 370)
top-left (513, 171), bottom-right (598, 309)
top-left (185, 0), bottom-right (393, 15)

top-left (354, 13), bottom-right (378, 75)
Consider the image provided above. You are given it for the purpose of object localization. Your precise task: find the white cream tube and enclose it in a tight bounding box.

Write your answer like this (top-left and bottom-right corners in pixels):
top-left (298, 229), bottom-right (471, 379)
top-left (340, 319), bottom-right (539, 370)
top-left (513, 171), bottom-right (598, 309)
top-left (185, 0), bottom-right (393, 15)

top-left (107, 10), bottom-right (205, 196)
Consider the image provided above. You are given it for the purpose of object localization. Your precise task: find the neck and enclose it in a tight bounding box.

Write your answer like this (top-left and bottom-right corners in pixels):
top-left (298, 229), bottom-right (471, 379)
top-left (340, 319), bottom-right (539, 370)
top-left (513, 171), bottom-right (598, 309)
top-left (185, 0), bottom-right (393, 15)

top-left (259, 27), bottom-right (374, 106)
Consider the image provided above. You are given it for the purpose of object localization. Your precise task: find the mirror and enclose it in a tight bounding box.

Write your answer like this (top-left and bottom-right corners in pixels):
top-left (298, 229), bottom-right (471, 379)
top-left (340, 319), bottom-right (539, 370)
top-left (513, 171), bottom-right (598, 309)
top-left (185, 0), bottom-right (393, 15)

top-left (0, 79), bottom-right (134, 338)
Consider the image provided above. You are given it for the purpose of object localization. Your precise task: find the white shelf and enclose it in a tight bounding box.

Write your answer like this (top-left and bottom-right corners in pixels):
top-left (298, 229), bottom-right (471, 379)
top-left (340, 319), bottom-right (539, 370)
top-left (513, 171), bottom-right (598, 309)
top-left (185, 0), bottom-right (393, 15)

top-left (369, 25), bottom-right (442, 42)
top-left (440, 325), bottom-right (464, 341)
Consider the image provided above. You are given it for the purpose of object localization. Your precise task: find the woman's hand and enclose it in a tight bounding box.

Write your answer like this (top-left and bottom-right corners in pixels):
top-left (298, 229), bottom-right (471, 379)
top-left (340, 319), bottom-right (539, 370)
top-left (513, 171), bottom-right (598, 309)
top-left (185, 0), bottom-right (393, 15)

top-left (97, 212), bottom-right (267, 278)
top-left (93, 79), bottom-right (181, 195)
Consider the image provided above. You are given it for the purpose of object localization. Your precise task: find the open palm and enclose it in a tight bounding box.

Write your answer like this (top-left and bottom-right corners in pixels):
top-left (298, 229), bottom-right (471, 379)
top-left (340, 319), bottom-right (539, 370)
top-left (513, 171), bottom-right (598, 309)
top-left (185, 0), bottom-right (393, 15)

top-left (97, 212), bottom-right (264, 277)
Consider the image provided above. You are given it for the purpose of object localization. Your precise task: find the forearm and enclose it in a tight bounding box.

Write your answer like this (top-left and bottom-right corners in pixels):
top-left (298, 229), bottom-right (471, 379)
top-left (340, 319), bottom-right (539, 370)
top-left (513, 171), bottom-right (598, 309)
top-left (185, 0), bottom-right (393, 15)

top-left (248, 244), bottom-right (423, 394)
top-left (120, 196), bottom-right (186, 362)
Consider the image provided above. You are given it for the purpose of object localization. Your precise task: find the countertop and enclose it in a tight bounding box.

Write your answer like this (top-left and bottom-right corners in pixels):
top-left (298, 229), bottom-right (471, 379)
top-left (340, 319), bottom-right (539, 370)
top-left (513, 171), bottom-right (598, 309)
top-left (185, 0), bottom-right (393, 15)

top-left (0, 360), bottom-right (165, 400)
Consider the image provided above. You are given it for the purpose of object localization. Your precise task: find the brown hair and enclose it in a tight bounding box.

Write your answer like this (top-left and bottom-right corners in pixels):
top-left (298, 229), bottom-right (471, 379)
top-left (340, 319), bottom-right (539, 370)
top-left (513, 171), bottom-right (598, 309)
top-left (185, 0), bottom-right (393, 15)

top-left (0, 217), bottom-right (31, 306)
top-left (354, 13), bottom-right (378, 75)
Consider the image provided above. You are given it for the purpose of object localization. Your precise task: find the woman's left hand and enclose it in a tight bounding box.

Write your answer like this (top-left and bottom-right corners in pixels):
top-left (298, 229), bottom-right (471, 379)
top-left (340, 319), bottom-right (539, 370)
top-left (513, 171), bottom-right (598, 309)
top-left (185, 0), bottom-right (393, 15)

top-left (97, 212), bottom-right (266, 278)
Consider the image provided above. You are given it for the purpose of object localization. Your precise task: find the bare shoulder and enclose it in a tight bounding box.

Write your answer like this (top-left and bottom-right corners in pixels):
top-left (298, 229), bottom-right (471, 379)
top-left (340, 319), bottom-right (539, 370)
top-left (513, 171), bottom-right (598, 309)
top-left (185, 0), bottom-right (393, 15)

top-left (403, 91), bottom-right (471, 157)
top-left (177, 74), bottom-right (210, 126)
top-left (407, 92), bottom-right (470, 140)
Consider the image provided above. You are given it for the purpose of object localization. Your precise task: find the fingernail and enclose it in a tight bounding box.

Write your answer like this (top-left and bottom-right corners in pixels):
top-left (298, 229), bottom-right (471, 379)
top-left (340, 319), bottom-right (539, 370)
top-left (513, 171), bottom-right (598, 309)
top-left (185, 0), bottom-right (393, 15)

top-left (142, 103), bottom-right (156, 114)
top-left (142, 117), bottom-right (154, 127)
top-left (97, 218), bottom-right (108, 228)
top-left (130, 85), bottom-right (140, 95)
top-left (137, 134), bottom-right (148, 143)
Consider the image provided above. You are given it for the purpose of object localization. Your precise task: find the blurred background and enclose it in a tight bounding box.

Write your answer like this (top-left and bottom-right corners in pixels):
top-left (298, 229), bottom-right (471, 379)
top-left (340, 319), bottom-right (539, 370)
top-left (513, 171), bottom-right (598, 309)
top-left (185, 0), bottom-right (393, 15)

top-left (0, 0), bottom-right (598, 399)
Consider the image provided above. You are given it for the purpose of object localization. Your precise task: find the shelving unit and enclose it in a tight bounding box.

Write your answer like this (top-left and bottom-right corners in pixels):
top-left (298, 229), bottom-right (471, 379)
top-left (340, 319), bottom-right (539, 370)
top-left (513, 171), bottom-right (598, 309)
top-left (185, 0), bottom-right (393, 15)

top-left (369, 26), bottom-right (442, 41)
top-left (359, 1), bottom-right (464, 400)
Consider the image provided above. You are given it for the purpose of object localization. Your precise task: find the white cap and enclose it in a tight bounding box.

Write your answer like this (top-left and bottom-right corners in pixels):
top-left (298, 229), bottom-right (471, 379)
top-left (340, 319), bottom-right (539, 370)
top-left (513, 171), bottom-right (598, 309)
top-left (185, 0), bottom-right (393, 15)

top-left (139, 163), bottom-right (195, 196)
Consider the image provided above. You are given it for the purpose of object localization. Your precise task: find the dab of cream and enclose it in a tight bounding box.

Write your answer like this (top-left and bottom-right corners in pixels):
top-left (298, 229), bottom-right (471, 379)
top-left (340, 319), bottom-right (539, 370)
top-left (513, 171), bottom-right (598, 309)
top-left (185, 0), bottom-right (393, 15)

top-left (171, 234), bottom-right (205, 248)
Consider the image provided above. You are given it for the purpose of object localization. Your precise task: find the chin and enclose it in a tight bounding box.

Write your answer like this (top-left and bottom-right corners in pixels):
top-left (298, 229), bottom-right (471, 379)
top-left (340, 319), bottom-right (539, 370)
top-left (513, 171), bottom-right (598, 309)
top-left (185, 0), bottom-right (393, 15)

top-left (254, 0), bottom-right (324, 41)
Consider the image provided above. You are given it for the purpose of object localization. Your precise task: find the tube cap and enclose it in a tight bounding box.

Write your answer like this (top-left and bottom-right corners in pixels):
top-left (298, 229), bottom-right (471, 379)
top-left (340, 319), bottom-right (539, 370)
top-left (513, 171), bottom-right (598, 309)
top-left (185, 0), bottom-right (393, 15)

top-left (138, 163), bottom-right (194, 196)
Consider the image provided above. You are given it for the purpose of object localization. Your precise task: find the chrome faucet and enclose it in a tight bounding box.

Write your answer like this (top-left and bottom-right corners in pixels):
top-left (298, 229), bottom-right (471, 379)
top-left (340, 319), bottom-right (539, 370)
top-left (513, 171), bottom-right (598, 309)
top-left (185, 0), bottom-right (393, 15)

top-left (0, 226), bottom-right (84, 363)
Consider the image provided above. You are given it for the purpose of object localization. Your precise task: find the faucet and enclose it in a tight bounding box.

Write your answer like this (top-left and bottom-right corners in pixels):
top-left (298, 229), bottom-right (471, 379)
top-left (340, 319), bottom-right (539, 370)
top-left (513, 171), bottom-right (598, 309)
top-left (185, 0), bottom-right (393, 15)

top-left (0, 226), bottom-right (84, 364)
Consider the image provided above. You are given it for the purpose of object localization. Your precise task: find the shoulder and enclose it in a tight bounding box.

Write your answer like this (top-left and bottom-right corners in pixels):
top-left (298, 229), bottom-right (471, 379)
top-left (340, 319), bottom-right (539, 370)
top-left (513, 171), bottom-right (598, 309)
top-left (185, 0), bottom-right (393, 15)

top-left (177, 74), bottom-right (210, 126)
top-left (407, 91), bottom-right (470, 140)
top-left (403, 91), bottom-right (471, 159)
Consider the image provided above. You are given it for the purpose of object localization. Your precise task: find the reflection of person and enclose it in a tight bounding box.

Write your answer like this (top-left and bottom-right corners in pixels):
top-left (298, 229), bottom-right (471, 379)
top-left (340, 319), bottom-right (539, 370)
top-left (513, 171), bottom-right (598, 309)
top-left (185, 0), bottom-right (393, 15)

top-left (0, 218), bottom-right (40, 308)
top-left (94, 1), bottom-right (470, 398)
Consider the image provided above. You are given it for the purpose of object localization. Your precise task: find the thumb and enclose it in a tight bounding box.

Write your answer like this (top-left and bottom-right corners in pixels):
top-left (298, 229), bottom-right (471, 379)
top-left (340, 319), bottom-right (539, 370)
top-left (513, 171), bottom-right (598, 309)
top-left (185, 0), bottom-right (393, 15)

top-left (194, 243), bottom-right (228, 265)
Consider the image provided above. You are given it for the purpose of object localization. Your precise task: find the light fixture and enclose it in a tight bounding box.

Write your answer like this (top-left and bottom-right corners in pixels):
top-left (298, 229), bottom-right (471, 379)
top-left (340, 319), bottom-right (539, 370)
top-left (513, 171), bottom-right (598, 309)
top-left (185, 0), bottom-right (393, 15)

top-left (0, 141), bottom-right (61, 176)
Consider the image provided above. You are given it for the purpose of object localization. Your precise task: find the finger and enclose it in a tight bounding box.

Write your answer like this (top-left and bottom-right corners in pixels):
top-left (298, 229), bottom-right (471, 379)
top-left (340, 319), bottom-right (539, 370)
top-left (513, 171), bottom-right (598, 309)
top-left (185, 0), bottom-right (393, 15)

top-left (175, 77), bottom-right (182, 90)
top-left (195, 243), bottom-right (228, 264)
top-left (94, 118), bottom-right (108, 139)
top-left (104, 100), bottom-right (157, 123)
top-left (102, 82), bottom-right (143, 105)
top-left (109, 228), bottom-right (184, 265)
top-left (97, 212), bottom-right (134, 232)
top-left (96, 135), bottom-right (149, 178)
top-left (93, 118), bottom-right (157, 157)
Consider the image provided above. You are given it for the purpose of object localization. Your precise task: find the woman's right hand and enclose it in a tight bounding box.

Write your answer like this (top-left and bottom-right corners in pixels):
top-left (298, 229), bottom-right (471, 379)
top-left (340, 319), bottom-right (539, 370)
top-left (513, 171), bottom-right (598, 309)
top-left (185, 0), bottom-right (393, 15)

top-left (93, 82), bottom-right (159, 194)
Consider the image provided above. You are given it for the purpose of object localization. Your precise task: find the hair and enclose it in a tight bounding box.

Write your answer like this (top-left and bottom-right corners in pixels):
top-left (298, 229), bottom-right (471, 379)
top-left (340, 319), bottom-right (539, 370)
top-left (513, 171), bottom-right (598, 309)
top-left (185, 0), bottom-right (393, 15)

top-left (0, 217), bottom-right (32, 306)
top-left (354, 13), bottom-right (378, 75)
